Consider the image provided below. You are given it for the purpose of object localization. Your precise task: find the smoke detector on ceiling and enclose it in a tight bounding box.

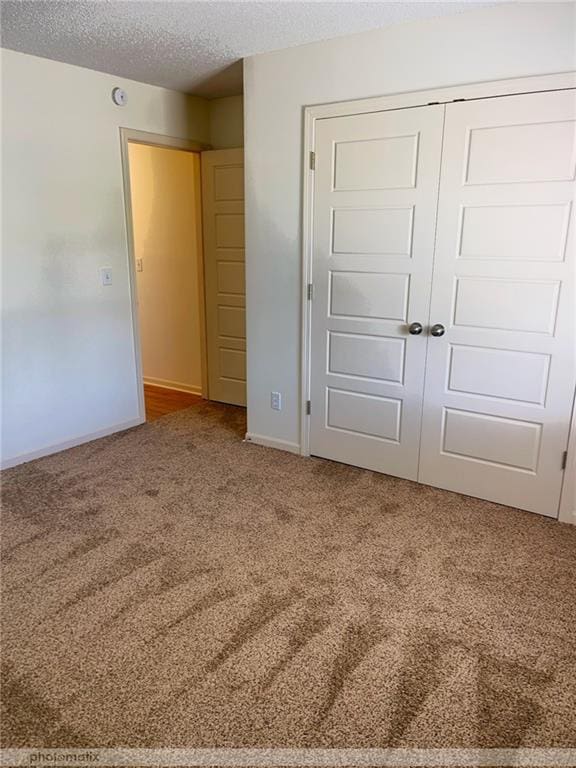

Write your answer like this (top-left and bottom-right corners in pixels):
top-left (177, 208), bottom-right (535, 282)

top-left (112, 87), bottom-right (127, 106)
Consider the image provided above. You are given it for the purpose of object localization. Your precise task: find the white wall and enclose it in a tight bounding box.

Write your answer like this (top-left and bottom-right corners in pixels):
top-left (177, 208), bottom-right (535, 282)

top-left (209, 95), bottom-right (244, 148)
top-left (1, 49), bottom-right (210, 466)
top-left (243, 2), bottom-right (576, 451)
top-left (128, 144), bottom-right (204, 394)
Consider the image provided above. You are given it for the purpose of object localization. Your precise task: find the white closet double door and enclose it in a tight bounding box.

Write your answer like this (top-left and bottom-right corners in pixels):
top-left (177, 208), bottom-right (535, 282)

top-left (309, 89), bottom-right (576, 517)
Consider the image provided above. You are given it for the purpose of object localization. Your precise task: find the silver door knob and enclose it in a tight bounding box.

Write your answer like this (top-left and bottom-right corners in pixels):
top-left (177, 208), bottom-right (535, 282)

top-left (430, 323), bottom-right (446, 337)
top-left (408, 322), bottom-right (423, 335)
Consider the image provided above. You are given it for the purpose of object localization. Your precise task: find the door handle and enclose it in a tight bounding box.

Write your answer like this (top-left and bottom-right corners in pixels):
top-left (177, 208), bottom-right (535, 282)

top-left (430, 323), bottom-right (446, 337)
top-left (408, 322), bottom-right (423, 335)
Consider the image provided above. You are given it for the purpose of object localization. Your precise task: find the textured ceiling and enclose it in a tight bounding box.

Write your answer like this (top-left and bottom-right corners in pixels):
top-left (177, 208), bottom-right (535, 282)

top-left (0, 1), bottom-right (494, 98)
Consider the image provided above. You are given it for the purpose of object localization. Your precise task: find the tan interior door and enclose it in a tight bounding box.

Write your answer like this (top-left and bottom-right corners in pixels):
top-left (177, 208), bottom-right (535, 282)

top-left (201, 148), bottom-right (246, 406)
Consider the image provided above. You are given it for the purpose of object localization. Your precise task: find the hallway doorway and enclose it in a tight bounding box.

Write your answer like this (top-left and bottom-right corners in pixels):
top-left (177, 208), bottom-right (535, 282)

top-left (127, 140), bottom-right (206, 421)
top-left (121, 130), bottom-right (246, 423)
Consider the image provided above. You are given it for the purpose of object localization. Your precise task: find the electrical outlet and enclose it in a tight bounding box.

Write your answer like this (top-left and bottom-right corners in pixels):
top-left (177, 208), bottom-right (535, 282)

top-left (271, 391), bottom-right (282, 411)
top-left (100, 267), bottom-right (113, 286)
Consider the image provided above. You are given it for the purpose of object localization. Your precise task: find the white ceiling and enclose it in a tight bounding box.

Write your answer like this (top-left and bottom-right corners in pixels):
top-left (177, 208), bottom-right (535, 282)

top-left (1, 1), bottom-right (494, 98)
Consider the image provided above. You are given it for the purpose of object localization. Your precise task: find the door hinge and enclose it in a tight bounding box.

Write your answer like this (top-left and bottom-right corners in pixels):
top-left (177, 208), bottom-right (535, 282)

top-left (562, 451), bottom-right (568, 470)
top-left (307, 283), bottom-right (314, 301)
top-left (306, 400), bottom-right (311, 415)
top-left (309, 151), bottom-right (316, 170)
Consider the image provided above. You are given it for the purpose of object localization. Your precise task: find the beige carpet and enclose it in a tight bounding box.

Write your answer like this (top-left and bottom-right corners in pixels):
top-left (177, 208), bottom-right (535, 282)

top-left (1, 401), bottom-right (576, 749)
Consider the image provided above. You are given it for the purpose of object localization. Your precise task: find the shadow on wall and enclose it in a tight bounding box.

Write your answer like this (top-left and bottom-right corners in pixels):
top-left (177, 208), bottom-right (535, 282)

top-left (193, 61), bottom-right (244, 100)
top-left (2, 209), bottom-right (137, 461)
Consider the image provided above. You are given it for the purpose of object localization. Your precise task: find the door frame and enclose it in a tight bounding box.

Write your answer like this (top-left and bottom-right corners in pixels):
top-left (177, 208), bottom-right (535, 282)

top-left (120, 128), bottom-right (211, 421)
top-left (300, 71), bottom-right (576, 520)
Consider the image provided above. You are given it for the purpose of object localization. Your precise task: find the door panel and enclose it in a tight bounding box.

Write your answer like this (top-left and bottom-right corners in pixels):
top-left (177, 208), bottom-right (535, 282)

top-left (334, 134), bottom-right (419, 190)
top-left (419, 90), bottom-right (576, 516)
top-left (464, 120), bottom-right (576, 184)
top-left (330, 271), bottom-right (410, 320)
top-left (332, 207), bottom-right (414, 255)
top-left (328, 332), bottom-right (405, 383)
top-left (446, 345), bottom-right (550, 405)
top-left (452, 277), bottom-right (560, 334)
top-left (327, 389), bottom-right (402, 441)
top-left (458, 203), bottom-right (570, 261)
top-left (309, 105), bottom-right (444, 479)
top-left (201, 148), bottom-right (246, 406)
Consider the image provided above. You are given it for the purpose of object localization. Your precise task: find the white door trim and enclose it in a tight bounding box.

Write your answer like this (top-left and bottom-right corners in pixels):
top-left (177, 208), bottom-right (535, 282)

top-left (559, 388), bottom-right (576, 525)
top-left (119, 128), bottom-right (211, 420)
top-left (300, 72), bottom-right (576, 522)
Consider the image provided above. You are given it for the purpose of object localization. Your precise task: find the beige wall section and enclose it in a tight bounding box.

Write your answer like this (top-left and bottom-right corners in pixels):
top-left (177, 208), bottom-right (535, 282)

top-left (1, 48), bottom-right (210, 466)
top-left (128, 144), bottom-right (204, 394)
top-left (243, 2), bottom-right (576, 453)
top-left (209, 95), bottom-right (244, 148)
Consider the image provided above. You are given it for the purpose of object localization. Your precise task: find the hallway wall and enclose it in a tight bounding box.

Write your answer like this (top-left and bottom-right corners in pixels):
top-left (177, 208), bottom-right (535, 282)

top-left (128, 144), bottom-right (204, 394)
top-left (209, 95), bottom-right (244, 149)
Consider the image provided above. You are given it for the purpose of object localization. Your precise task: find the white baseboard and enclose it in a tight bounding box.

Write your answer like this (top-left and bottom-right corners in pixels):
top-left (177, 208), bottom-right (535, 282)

top-left (244, 432), bottom-right (301, 455)
top-left (558, 505), bottom-right (576, 526)
top-left (143, 377), bottom-right (203, 396)
top-left (0, 417), bottom-right (145, 470)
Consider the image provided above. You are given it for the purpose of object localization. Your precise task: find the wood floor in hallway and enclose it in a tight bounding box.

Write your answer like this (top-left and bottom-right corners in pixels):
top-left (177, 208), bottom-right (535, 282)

top-left (143, 383), bottom-right (203, 421)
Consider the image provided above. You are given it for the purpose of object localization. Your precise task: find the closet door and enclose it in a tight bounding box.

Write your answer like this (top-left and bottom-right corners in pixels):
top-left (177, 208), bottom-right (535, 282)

top-left (309, 105), bottom-right (444, 479)
top-left (419, 90), bottom-right (576, 516)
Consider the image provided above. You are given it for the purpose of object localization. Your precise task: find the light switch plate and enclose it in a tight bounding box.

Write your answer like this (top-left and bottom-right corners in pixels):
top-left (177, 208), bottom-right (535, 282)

top-left (100, 267), bottom-right (113, 286)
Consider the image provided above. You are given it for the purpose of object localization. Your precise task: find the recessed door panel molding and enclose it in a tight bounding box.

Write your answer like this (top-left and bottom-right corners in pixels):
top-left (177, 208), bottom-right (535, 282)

top-left (419, 89), bottom-right (576, 516)
top-left (217, 262), bottom-right (245, 295)
top-left (458, 204), bottom-right (571, 262)
top-left (452, 277), bottom-right (561, 334)
top-left (215, 213), bottom-right (245, 248)
top-left (309, 104), bottom-right (445, 479)
top-left (333, 134), bottom-right (419, 190)
top-left (327, 388), bottom-right (402, 442)
top-left (330, 271), bottom-right (410, 321)
top-left (447, 345), bottom-right (550, 406)
top-left (441, 408), bottom-right (542, 472)
top-left (219, 348), bottom-right (247, 382)
top-left (464, 120), bottom-right (576, 185)
top-left (217, 306), bottom-right (245, 340)
top-left (332, 207), bottom-right (414, 256)
top-left (214, 164), bottom-right (244, 201)
top-left (202, 148), bottom-right (246, 406)
top-left (328, 332), bottom-right (405, 384)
